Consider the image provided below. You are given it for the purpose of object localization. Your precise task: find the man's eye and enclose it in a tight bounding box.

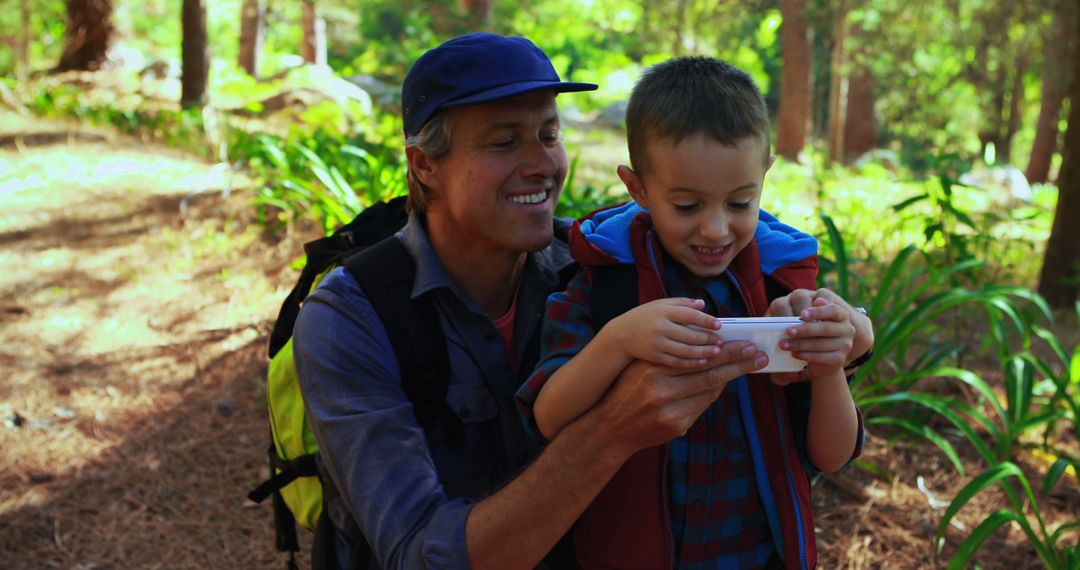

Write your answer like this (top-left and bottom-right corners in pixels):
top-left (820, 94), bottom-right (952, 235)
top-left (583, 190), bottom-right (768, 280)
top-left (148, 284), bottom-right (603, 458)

top-left (542, 130), bottom-right (561, 144)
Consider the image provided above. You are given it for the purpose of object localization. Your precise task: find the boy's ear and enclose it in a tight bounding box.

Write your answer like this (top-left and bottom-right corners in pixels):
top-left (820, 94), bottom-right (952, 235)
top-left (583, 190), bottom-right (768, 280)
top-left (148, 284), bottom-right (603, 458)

top-left (406, 147), bottom-right (439, 190)
top-left (617, 164), bottom-right (649, 208)
top-left (766, 153), bottom-right (777, 173)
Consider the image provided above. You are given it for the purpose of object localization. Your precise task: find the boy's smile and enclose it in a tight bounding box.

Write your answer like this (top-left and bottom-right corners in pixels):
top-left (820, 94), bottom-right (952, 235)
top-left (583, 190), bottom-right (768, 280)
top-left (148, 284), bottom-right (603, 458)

top-left (619, 134), bottom-right (774, 279)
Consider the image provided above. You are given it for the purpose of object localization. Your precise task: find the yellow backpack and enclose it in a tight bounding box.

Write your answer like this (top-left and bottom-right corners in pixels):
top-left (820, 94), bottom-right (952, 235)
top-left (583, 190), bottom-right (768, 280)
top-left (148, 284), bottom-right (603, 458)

top-left (248, 197), bottom-right (458, 566)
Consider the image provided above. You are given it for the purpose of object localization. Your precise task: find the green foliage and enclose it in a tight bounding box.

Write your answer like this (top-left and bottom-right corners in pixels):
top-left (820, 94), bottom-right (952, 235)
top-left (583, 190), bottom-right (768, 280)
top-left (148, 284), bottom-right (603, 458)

top-left (249, 131), bottom-right (406, 234)
top-left (936, 462), bottom-right (1080, 569)
top-left (556, 156), bottom-right (620, 220)
top-left (809, 159), bottom-right (1075, 568)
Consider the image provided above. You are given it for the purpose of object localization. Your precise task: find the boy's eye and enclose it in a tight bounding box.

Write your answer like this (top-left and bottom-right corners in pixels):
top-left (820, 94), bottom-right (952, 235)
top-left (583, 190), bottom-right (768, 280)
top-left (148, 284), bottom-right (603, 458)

top-left (728, 201), bottom-right (752, 210)
top-left (674, 203), bottom-right (700, 213)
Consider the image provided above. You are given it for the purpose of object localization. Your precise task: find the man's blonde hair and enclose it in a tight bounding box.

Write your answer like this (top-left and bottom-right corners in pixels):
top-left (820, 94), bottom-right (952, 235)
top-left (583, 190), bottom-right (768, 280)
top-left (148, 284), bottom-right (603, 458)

top-left (404, 111), bottom-right (454, 214)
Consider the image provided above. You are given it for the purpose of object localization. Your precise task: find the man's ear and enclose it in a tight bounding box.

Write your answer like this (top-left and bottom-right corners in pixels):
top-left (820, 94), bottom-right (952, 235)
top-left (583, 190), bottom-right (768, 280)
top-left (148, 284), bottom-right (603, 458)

top-left (617, 164), bottom-right (649, 209)
top-left (406, 147), bottom-right (439, 189)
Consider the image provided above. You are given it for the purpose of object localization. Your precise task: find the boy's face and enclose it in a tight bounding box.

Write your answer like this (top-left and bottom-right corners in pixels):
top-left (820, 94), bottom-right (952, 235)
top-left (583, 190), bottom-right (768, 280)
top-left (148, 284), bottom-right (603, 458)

top-left (619, 134), bottom-right (774, 279)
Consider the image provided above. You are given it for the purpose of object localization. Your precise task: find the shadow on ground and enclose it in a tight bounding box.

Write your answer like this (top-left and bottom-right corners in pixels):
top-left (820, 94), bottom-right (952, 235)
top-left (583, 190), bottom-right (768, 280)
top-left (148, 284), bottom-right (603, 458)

top-left (0, 122), bottom-right (312, 569)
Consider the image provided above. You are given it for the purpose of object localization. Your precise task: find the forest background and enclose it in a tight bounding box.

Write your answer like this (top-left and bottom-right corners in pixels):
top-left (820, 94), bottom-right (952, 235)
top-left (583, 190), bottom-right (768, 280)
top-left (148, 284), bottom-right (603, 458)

top-left (1, 0), bottom-right (1079, 568)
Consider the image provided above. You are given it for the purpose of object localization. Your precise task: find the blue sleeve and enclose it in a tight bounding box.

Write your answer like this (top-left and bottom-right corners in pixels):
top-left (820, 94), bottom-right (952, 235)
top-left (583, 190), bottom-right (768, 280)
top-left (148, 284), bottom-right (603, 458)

top-left (515, 267), bottom-right (596, 439)
top-left (293, 267), bottom-right (472, 569)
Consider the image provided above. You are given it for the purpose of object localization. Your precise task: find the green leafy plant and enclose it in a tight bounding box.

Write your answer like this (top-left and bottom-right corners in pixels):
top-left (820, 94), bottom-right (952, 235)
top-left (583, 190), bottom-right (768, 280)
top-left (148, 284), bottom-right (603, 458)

top-left (935, 462), bottom-right (1080, 569)
top-left (818, 214), bottom-right (1049, 402)
top-left (819, 202), bottom-right (1076, 569)
top-left (252, 132), bottom-right (408, 233)
top-left (556, 155), bottom-right (619, 220)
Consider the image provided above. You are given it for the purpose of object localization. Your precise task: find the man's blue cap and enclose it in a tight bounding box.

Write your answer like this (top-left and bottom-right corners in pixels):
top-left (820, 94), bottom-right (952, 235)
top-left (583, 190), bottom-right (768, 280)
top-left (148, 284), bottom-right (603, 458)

top-left (402, 33), bottom-right (598, 136)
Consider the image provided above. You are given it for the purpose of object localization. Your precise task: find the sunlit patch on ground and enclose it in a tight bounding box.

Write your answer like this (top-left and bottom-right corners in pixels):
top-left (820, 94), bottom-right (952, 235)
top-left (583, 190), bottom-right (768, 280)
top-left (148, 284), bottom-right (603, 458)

top-left (0, 112), bottom-right (311, 568)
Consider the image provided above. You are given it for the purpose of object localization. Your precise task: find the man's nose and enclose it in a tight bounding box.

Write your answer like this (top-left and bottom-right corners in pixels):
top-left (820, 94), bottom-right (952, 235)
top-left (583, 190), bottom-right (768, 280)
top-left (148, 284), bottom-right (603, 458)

top-left (520, 139), bottom-right (560, 178)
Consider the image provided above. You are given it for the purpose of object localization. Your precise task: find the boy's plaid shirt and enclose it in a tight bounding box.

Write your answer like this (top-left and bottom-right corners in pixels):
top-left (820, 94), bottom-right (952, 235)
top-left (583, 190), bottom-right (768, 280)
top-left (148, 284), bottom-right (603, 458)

top-left (518, 256), bottom-right (787, 567)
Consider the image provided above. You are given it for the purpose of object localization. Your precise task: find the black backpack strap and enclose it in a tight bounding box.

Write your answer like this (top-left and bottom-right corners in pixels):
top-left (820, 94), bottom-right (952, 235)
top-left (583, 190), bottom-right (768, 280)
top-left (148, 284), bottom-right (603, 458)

top-left (245, 441), bottom-right (318, 569)
top-left (589, 264), bottom-right (638, 332)
top-left (268, 196), bottom-right (410, 358)
top-left (343, 237), bottom-right (463, 443)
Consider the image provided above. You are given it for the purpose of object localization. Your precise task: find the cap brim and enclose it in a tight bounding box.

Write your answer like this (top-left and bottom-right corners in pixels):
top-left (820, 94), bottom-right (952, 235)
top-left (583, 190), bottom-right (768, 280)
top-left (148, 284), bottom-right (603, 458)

top-left (442, 80), bottom-right (598, 109)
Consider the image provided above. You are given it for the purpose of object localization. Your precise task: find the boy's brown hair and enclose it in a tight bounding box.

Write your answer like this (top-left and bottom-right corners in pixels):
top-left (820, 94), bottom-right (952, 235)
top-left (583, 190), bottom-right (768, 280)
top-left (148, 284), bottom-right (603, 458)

top-left (626, 56), bottom-right (770, 174)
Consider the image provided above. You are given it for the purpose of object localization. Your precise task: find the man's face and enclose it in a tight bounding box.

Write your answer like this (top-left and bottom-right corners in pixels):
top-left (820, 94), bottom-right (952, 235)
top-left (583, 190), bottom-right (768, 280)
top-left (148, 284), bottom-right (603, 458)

top-left (621, 134), bottom-right (773, 279)
top-left (420, 91), bottom-right (567, 256)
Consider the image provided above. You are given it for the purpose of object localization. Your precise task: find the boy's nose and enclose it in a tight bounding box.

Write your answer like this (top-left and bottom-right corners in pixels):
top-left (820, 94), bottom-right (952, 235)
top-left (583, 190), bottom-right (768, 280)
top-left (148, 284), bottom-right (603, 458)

top-left (699, 215), bottom-right (729, 242)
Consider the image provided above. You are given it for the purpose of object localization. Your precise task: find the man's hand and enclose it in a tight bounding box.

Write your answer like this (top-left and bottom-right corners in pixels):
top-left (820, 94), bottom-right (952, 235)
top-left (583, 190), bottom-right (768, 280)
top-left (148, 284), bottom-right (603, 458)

top-left (606, 298), bottom-right (724, 369)
top-left (591, 341), bottom-right (768, 454)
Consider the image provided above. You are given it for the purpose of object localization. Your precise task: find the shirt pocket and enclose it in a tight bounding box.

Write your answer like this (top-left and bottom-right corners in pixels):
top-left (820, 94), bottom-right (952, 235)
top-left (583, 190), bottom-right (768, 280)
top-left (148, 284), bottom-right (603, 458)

top-left (444, 385), bottom-right (499, 424)
top-left (431, 386), bottom-right (503, 499)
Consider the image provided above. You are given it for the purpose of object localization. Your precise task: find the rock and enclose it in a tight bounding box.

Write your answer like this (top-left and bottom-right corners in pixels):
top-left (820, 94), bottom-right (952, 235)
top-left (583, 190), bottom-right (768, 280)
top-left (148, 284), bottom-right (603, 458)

top-left (593, 101), bottom-right (628, 131)
top-left (215, 399), bottom-right (237, 416)
top-left (959, 164), bottom-right (1032, 202)
top-left (346, 74), bottom-right (398, 108)
top-left (3, 411), bottom-right (25, 429)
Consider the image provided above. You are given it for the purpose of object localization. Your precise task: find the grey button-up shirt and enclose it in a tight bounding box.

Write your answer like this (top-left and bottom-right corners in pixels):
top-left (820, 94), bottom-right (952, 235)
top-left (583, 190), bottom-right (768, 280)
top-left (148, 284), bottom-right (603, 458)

top-left (293, 212), bottom-right (574, 569)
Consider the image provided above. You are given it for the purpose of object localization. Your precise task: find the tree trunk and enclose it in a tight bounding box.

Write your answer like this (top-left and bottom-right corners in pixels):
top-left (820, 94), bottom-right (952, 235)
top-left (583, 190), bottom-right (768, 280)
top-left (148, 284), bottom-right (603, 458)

top-left (238, 0), bottom-right (266, 77)
top-left (827, 3), bottom-right (849, 165)
top-left (1027, 0), bottom-right (1075, 184)
top-left (999, 53), bottom-right (1028, 164)
top-left (843, 66), bottom-right (876, 163)
top-left (978, 64), bottom-right (1008, 163)
top-left (17, 0), bottom-right (31, 79)
top-left (1038, 2), bottom-right (1080, 310)
top-left (181, 0), bottom-right (209, 108)
top-left (301, 0), bottom-right (327, 66)
top-left (460, 0), bottom-right (493, 32)
top-left (842, 21), bottom-right (875, 163)
top-left (776, 0), bottom-right (813, 162)
top-left (55, 0), bottom-right (113, 72)
top-left (672, 0), bottom-right (690, 55)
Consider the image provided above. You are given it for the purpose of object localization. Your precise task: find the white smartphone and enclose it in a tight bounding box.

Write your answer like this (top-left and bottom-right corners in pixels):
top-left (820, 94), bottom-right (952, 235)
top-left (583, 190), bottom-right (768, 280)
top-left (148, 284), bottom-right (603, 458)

top-left (718, 317), bottom-right (808, 373)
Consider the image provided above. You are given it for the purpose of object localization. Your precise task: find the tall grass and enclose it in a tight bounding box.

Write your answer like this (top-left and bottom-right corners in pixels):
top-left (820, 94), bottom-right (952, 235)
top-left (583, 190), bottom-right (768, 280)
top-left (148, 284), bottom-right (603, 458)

top-left (816, 171), bottom-right (1077, 567)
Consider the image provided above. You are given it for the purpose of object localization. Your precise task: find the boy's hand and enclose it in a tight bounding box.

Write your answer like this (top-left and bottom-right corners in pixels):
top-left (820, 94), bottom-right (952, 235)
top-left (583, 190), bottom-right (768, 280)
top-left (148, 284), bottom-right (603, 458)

top-left (766, 288), bottom-right (874, 384)
top-left (606, 298), bottom-right (723, 369)
top-left (776, 296), bottom-right (855, 378)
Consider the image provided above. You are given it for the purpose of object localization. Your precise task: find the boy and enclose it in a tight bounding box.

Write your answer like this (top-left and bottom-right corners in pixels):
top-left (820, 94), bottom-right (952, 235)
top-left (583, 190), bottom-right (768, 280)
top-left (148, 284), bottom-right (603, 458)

top-left (517, 57), bottom-right (870, 569)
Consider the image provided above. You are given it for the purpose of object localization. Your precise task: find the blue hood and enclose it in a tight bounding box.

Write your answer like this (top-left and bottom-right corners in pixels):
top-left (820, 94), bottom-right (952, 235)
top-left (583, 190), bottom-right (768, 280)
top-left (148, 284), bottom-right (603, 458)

top-left (579, 202), bottom-right (817, 276)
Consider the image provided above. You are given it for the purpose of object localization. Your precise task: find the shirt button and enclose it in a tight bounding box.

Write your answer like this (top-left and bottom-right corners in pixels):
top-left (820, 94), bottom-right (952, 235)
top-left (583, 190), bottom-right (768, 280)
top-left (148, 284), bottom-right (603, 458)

top-left (691, 501), bottom-right (706, 515)
top-left (691, 421), bottom-right (708, 437)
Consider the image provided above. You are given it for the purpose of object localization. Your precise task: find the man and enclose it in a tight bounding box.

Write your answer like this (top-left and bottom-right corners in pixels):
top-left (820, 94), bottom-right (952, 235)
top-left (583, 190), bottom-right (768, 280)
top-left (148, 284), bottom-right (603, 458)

top-left (293, 33), bottom-right (774, 569)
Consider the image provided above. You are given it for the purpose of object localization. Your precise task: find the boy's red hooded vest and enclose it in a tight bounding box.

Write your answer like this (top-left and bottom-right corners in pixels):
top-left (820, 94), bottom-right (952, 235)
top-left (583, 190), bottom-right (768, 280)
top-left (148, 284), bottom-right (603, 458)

top-left (565, 203), bottom-right (845, 570)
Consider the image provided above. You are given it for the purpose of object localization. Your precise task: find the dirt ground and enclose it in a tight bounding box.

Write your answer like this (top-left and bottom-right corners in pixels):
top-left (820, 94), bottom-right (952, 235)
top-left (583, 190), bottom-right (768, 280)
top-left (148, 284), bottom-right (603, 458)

top-left (0, 111), bottom-right (1075, 569)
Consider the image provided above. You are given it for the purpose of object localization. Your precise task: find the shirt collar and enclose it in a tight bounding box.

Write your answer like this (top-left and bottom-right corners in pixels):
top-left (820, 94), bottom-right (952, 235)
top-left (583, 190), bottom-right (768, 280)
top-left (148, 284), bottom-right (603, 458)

top-left (398, 211), bottom-right (575, 306)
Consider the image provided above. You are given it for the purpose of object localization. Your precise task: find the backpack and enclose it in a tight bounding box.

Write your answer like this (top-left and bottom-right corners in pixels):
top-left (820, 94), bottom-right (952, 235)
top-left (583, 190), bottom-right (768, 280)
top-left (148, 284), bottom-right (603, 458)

top-left (247, 196), bottom-right (461, 569)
